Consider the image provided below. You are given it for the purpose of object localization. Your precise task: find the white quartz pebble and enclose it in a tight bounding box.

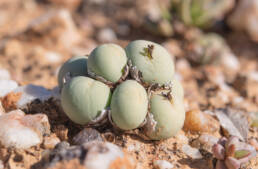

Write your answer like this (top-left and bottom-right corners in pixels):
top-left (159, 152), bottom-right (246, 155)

top-left (0, 80), bottom-right (18, 97)
top-left (0, 109), bottom-right (50, 149)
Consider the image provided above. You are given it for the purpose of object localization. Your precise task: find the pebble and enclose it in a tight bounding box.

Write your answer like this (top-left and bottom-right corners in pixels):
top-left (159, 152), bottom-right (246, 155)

top-left (33, 141), bottom-right (134, 169)
top-left (44, 51), bottom-right (62, 64)
top-left (0, 80), bottom-right (18, 97)
top-left (43, 134), bottom-right (61, 149)
top-left (0, 69), bottom-right (11, 80)
top-left (220, 52), bottom-right (240, 71)
top-left (194, 134), bottom-right (219, 152)
top-left (153, 160), bottom-right (174, 169)
top-left (29, 9), bottom-right (81, 49)
top-left (72, 128), bottom-right (103, 145)
top-left (182, 144), bottom-right (203, 159)
top-left (0, 109), bottom-right (50, 149)
top-left (183, 110), bottom-right (220, 133)
top-left (248, 71), bottom-right (258, 82)
top-left (175, 131), bottom-right (189, 144)
top-left (55, 9), bottom-right (81, 48)
top-left (97, 28), bottom-right (117, 43)
top-left (227, 0), bottom-right (258, 42)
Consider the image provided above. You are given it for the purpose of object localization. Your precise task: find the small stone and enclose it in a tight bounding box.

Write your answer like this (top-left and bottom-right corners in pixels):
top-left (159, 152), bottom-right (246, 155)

top-left (227, 0), bottom-right (258, 42)
top-left (1, 92), bottom-right (21, 112)
top-left (0, 80), bottom-right (18, 97)
top-left (182, 144), bottom-right (203, 159)
top-left (0, 69), bottom-right (11, 80)
top-left (126, 142), bottom-right (142, 152)
top-left (97, 28), bottom-right (117, 43)
top-left (248, 71), bottom-right (258, 82)
top-left (175, 131), bottom-right (189, 144)
top-left (43, 134), bottom-right (61, 149)
top-left (0, 109), bottom-right (50, 149)
top-left (53, 125), bottom-right (68, 141)
top-left (44, 51), bottom-right (62, 64)
top-left (194, 134), bottom-right (219, 152)
top-left (220, 52), bottom-right (240, 71)
top-left (29, 9), bottom-right (81, 49)
top-left (153, 160), bottom-right (174, 169)
top-left (183, 110), bottom-right (220, 133)
top-left (72, 128), bottom-right (103, 145)
top-left (54, 141), bottom-right (70, 150)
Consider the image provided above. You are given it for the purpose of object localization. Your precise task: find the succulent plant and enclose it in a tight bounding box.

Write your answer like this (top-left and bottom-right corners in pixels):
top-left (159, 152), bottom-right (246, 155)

top-left (172, 0), bottom-right (235, 28)
top-left (212, 136), bottom-right (256, 169)
top-left (110, 80), bottom-right (148, 130)
top-left (61, 76), bottom-right (111, 125)
top-left (58, 56), bottom-right (88, 89)
top-left (144, 89), bottom-right (185, 140)
top-left (125, 40), bottom-right (175, 85)
top-left (87, 43), bottom-right (128, 84)
top-left (171, 79), bottom-right (184, 101)
top-left (185, 33), bottom-right (239, 70)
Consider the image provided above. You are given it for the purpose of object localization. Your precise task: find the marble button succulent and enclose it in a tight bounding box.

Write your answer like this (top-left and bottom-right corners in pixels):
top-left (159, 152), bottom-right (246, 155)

top-left (111, 80), bottom-right (148, 130)
top-left (61, 76), bottom-right (111, 125)
top-left (58, 56), bottom-right (88, 89)
top-left (125, 40), bottom-right (175, 85)
top-left (144, 90), bottom-right (185, 140)
top-left (58, 40), bottom-right (185, 140)
top-left (87, 43), bottom-right (128, 83)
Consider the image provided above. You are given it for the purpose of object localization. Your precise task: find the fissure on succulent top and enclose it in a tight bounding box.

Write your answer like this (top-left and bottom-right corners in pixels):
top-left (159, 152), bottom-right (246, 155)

top-left (126, 40), bottom-right (175, 85)
top-left (58, 40), bottom-right (185, 140)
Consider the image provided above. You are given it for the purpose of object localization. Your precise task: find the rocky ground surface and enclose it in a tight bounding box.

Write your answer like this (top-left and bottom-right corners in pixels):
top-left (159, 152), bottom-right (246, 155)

top-left (0, 0), bottom-right (257, 169)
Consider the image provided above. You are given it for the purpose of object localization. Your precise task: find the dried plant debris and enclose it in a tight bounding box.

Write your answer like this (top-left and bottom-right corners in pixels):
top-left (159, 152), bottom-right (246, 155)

top-left (212, 136), bottom-right (256, 169)
top-left (215, 108), bottom-right (249, 141)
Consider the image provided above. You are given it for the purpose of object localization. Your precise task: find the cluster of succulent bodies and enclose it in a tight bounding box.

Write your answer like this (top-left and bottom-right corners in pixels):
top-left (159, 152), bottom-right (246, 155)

top-left (212, 136), bottom-right (256, 169)
top-left (58, 40), bottom-right (185, 140)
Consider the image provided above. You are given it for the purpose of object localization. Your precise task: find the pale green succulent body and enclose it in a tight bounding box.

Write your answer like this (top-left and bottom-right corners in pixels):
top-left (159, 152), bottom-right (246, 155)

top-left (61, 76), bottom-right (111, 125)
top-left (88, 44), bottom-right (127, 83)
top-left (145, 91), bottom-right (185, 140)
top-left (111, 80), bottom-right (148, 130)
top-left (125, 40), bottom-right (174, 85)
top-left (171, 79), bottom-right (184, 101)
top-left (58, 56), bottom-right (88, 89)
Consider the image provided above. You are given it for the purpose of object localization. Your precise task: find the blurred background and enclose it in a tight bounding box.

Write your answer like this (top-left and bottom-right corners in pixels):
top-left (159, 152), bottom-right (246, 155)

top-left (0, 0), bottom-right (257, 92)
